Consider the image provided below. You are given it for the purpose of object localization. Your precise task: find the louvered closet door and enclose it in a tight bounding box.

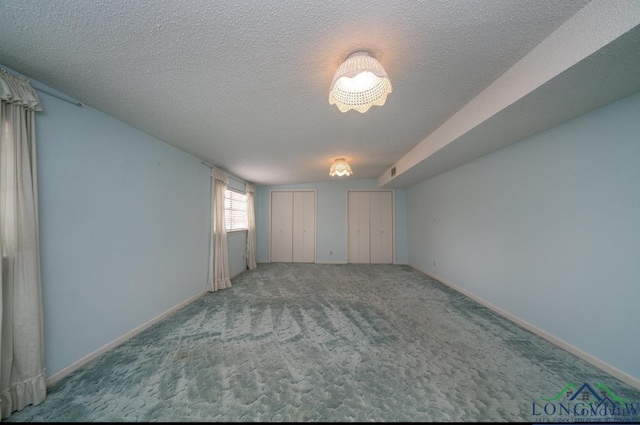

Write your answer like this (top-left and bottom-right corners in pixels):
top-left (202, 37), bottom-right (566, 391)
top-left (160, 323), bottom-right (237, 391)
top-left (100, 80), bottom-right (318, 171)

top-left (370, 191), bottom-right (393, 264)
top-left (292, 191), bottom-right (315, 263)
top-left (270, 191), bottom-right (293, 262)
top-left (348, 191), bottom-right (371, 263)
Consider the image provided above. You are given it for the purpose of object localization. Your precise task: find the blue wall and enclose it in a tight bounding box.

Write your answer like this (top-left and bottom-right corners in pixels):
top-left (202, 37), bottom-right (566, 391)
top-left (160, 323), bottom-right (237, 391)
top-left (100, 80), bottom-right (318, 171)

top-left (256, 179), bottom-right (408, 264)
top-left (28, 77), bottom-right (212, 375)
top-left (407, 91), bottom-right (640, 381)
top-left (228, 231), bottom-right (248, 277)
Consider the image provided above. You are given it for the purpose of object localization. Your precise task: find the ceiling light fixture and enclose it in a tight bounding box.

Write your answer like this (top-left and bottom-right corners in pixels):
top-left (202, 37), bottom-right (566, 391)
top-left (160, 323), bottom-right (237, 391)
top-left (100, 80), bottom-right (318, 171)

top-left (329, 51), bottom-right (392, 113)
top-left (329, 158), bottom-right (353, 177)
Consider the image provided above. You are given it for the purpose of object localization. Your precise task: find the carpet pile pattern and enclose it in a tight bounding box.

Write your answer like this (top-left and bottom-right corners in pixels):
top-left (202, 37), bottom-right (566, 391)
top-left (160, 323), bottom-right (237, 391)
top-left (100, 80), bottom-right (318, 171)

top-left (8, 264), bottom-right (640, 422)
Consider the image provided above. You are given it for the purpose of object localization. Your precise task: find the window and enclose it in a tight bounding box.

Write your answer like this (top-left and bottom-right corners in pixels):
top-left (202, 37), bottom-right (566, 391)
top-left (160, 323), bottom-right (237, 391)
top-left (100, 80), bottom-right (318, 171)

top-left (225, 189), bottom-right (248, 231)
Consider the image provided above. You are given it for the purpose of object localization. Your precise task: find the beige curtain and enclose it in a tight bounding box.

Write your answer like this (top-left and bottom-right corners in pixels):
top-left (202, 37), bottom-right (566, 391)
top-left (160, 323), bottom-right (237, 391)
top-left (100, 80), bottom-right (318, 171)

top-left (245, 183), bottom-right (257, 270)
top-left (0, 68), bottom-right (46, 418)
top-left (208, 168), bottom-right (231, 291)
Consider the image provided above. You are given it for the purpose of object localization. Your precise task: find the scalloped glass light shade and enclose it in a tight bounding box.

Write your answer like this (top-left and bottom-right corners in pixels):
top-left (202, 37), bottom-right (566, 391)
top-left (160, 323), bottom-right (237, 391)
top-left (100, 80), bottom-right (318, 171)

top-left (329, 51), bottom-right (392, 113)
top-left (329, 158), bottom-right (353, 177)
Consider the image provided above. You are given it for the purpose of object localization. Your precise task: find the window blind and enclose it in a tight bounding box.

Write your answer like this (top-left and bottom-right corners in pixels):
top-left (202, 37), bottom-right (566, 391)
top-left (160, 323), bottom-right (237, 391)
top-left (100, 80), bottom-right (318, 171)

top-left (224, 189), bottom-right (248, 231)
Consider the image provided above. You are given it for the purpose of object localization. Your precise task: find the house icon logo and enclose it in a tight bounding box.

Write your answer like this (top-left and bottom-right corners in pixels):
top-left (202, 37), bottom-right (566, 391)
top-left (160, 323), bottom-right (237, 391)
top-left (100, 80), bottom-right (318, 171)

top-left (541, 382), bottom-right (628, 404)
top-left (532, 382), bottom-right (639, 421)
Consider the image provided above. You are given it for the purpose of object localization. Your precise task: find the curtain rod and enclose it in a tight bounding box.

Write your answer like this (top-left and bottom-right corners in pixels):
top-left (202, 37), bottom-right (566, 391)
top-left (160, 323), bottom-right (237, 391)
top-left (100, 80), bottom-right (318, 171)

top-left (34, 87), bottom-right (82, 107)
top-left (201, 162), bottom-right (248, 185)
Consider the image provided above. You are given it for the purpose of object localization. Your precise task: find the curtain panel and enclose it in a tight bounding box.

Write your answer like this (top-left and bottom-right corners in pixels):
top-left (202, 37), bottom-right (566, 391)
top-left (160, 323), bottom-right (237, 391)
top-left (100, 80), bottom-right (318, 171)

top-left (0, 68), bottom-right (46, 418)
top-left (245, 183), bottom-right (257, 270)
top-left (208, 168), bottom-right (232, 291)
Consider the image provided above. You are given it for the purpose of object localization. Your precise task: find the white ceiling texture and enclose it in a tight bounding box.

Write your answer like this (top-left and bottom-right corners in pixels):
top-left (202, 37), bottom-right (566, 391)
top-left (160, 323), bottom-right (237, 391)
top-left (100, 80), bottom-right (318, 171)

top-left (1, 0), bottom-right (639, 187)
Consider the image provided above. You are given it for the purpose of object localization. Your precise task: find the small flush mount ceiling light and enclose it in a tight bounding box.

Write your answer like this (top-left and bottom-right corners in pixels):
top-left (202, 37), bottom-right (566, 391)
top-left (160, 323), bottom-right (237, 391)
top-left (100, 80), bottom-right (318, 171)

top-left (329, 158), bottom-right (353, 177)
top-left (329, 51), bottom-right (392, 113)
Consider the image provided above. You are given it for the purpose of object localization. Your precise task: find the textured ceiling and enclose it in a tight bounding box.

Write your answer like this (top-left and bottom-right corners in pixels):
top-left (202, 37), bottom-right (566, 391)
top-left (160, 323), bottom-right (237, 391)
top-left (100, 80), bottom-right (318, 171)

top-left (380, 1), bottom-right (640, 187)
top-left (0, 0), bottom-right (592, 185)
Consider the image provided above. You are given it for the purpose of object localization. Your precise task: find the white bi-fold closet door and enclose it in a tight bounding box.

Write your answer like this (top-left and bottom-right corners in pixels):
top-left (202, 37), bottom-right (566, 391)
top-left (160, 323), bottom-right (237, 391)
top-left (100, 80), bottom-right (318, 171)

top-left (270, 190), bottom-right (316, 263)
top-left (348, 191), bottom-right (393, 264)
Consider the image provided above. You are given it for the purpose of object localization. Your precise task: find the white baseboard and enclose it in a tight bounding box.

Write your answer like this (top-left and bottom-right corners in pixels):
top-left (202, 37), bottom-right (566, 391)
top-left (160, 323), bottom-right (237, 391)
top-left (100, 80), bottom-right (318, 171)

top-left (410, 264), bottom-right (640, 391)
top-left (315, 261), bottom-right (348, 264)
top-left (46, 290), bottom-right (208, 387)
top-left (230, 268), bottom-right (247, 278)
top-left (259, 261), bottom-right (349, 264)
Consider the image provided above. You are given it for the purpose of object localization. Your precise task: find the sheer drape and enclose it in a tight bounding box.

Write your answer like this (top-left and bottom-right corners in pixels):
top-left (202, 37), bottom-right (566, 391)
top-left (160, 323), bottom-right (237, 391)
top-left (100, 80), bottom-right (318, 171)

top-left (0, 68), bottom-right (46, 418)
top-left (208, 168), bottom-right (231, 291)
top-left (245, 183), bottom-right (257, 270)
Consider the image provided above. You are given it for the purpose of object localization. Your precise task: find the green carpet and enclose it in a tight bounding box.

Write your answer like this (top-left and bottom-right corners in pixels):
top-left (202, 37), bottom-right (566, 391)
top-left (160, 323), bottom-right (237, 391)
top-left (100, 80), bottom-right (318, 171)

top-left (8, 264), bottom-right (640, 421)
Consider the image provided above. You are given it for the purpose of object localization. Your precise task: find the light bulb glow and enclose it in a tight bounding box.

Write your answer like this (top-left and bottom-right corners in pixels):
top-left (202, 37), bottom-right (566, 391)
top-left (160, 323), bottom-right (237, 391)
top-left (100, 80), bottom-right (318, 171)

top-left (329, 51), bottom-right (392, 113)
top-left (335, 71), bottom-right (380, 93)
top-left (329, 158), bottom-right (353, 177)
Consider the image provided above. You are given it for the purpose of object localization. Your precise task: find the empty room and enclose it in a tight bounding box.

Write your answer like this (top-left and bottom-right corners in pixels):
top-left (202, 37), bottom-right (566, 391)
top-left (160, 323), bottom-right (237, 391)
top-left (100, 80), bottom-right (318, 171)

top-left (0, 0), bottom-right (639, 422)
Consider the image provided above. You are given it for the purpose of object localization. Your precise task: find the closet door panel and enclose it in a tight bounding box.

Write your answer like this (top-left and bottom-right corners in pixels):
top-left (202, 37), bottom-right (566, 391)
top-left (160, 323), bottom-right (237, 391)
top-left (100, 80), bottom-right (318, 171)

top-left (271, 190), bottom-right (315, 263)
top-left (348, 190), bottom-right (393, 264)
top-left (370, 191), bottom-right (393, 264)
top-left (292, 192), bottom-right (304, 262)
top-left (370, 192), bottom-right (383, 264)
top-left (281, 192), bottom-right (294, 262)
top-left (379, 191), bottom-right (393, 263)
top-left (348, 192), bottom-right (360, 263)
top-left (302, 191), bottom-right (315, 263)
top-left (357, 192), bottom-right (371, 264)
top-left (270, 192), bottom-right (282, 262)
top-left (271, 191), bottom-right (293, 262)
